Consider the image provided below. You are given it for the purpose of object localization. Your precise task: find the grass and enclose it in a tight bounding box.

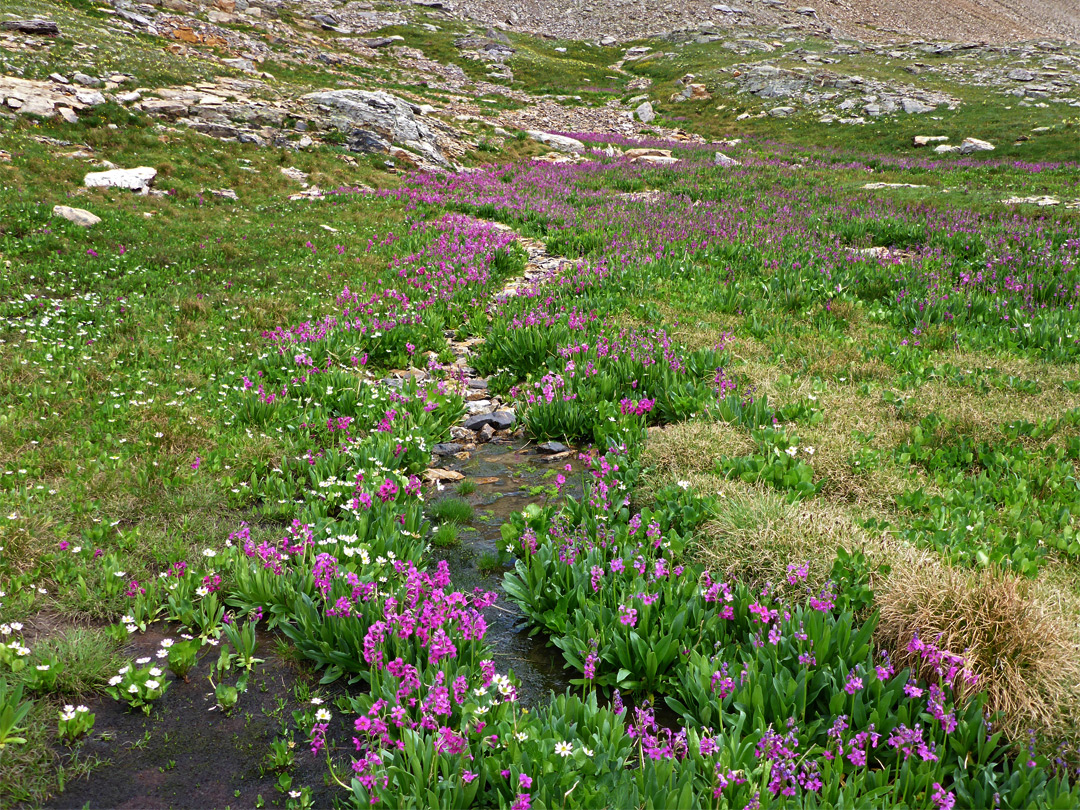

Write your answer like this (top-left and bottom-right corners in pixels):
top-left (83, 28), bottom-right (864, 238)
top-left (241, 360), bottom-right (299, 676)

top-left (431, 523), bottom-right (462, 549)
top-left (30, 626), bottom-right (126, 695)
top-left (428, 497), bottom-right (475, 525)
top-left (876, 556), bottom-right (1080, 746)
top-left (1, 2), bottom-right (1079, 803)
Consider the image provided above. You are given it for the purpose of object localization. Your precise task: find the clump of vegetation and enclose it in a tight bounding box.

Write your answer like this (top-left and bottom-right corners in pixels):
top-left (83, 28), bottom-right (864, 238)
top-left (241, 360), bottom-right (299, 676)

top-left (429, 497), bottom-right (475, 525)
top-left (876, 556), bottom-right (1080, 745)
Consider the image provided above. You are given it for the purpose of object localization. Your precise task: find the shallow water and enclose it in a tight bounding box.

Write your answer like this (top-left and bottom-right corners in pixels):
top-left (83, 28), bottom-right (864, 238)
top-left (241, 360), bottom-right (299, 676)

top-left (48, 439), bottom-right (585, 806)
top-left (427, 438), bottom-right (584, 707)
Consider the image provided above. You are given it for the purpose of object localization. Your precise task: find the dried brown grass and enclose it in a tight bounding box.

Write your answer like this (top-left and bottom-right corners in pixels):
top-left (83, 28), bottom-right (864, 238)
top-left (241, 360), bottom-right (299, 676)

top-left (876, 555), bottom-right (1080, 745)
top-left (692, 478), bottom-right (890, 593)
top-left (641, 419), bottom-right (755, 478)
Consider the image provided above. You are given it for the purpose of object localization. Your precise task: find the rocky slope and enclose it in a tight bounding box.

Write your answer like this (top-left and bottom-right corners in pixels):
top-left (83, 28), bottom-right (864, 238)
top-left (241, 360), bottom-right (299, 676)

top-left (453, 0), bottom-right (1080, 45)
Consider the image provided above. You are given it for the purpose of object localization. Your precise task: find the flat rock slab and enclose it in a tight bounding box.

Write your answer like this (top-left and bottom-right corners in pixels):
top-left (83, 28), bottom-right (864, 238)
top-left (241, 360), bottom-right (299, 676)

top-left (863, 182), bottom-right (928, 190)
top-left (432, 443), bottom-right (464, 456)
top-left (537, 441), bottom-right (571, 454)
top-left (84, 166), bottom-right (157, 193)
top-left (525, 131), bottom-right (585, 154)
top-left (423, 468), bottom-right (464, 482)
top-left (464, 411), bottom-right (516, 431)
top-left (1, 19), bottom-right (60, 35)
top-left (53, 205), bottom-right (101, 227)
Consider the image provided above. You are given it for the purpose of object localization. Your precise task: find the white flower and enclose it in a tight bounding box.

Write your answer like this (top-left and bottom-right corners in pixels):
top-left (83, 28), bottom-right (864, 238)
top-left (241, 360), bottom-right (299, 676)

top-left (121, 615), bottom-right (135, 624)
top-left (195, 586), bottom-right (209, 597)
top-left (76, 705), bottom-right (89, 713)
top-left (118, 666), bottom-right (130, 675)
top-left (805, 446), bottom-right (815, 455)
top-left (128, 684), bottom-right (139, 694)
top-left (310, 697), bottom-right (324, 705)
top-left (289, 791), bottom-right (302, 799)
top-left (149, 667), bottom-right (162, 677)
top-left (161, 638), bottom-right (174, 648)
top-left (10, 622), bottom-right (22, 631)
top-left (582, 746), bottom-right (595, 756)
top-left (156, 649), bottom-right (169, 658)
top-left (555, 741), bottom-right (574, 757)
top-left (315, 708), bottom-right (332, 722)
top-left (109, 676), bottom-right (123, 686)
top-left (136, 657), bottom-right (151, 665)
top-left (514, 731), bottom-right (529, 742)
top-left (145, 679), bottom-right (160, 690)
top-left (785, 446), bottom-right (798, 457)
top-left (36, 664), bottom-right (50, 671)
top-left (126, 624), bottom-right (137, 633)
top-left (203, 548), bottom-right (216, 557)
top-left (676, 480), bottom-right (690, 490)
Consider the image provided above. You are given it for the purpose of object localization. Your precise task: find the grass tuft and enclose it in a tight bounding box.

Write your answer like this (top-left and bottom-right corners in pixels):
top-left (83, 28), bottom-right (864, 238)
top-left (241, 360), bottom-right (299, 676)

top-left (429, 497), bottom-right (475, 525)
top-left (876, 557), bottom-right (1080, 746)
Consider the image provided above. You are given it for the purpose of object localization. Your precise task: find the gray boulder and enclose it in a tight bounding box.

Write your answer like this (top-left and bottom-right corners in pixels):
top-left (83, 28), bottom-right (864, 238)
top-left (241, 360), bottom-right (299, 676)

top-left (463, 411), bottom-right (516, 431)
top-left (901, 98), bottom-right (935, 114)
top-left (526, 131), bottom-right (585, 154)
top-left (53, 205), bottom-right (101, 227)
top-left (635, 101), bottom-right (655, 124)
top-left (303, 89), bottom-right (448, 166)
top-left (1, 19), bottom-right (59, 35)
top-left (959, 137), bottom-right (994, 154)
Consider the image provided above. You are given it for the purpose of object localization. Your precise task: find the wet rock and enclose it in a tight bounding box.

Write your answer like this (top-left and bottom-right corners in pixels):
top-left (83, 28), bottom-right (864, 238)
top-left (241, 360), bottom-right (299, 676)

top-left (423, 468), bottom-right (464, 482)
top-left (537, 441), bottom-right (571, 454)
top-left (84, 166), bottom-right (157, 193)
top-left (1, 19), bottom-right (60, 36)
top-left (433, 443), bottom-right (464, 456)
top-left (52, 205), bottom-right (100, 227)
top-left (464, 411), bottom-right (516, 431)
